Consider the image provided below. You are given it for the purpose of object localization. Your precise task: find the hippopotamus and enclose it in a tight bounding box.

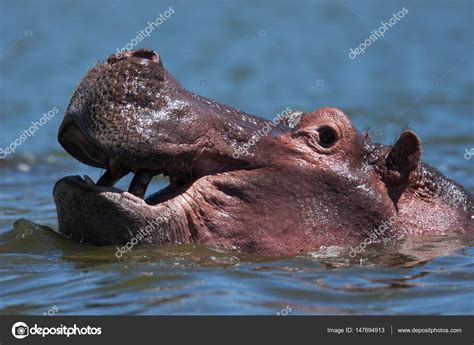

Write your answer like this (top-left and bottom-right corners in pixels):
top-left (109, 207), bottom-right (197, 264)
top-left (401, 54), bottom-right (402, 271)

top-left (53, 48), bottom-right (473, 256)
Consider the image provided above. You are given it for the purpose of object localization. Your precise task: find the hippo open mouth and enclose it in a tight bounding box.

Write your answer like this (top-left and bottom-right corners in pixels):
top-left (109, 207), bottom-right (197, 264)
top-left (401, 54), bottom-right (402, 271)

top-left (54, 49), bottom-right (473, 255)
top-left (54, 48), bottom-right (288, 250)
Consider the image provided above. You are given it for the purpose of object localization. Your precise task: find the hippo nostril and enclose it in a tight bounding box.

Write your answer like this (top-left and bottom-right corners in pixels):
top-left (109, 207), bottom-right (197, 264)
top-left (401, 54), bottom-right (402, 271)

top-left (107, 49), bottom-right (160, 65)
top-left (131, 49), bottom-right (160, 63)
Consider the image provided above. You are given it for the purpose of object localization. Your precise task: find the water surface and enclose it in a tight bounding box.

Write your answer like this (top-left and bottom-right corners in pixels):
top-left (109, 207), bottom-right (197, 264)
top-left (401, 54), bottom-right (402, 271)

top-left (0, 0), bottom-right (473, 315)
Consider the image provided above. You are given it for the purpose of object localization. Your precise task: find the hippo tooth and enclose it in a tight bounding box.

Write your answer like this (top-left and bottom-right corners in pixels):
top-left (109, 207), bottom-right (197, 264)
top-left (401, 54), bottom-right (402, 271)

top-left (110, 159), bottom-right (123, 177)
top-left (128, 170), bottom-right (155, 198)
top-left (96, 161), bottom-right (129, 187)
top-left (96, 169), bottom-right (114, 187)
top-left (83, 175), bottom-right (94, 186)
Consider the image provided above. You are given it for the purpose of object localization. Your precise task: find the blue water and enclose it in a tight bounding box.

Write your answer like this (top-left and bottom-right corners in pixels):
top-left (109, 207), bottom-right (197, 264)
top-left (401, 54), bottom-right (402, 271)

top-left (0, 0), bottom-right (473, 315)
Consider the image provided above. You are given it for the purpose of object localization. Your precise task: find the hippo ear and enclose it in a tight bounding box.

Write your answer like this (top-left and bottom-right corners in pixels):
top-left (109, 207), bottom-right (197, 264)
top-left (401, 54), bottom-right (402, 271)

top-left (362, 129), bottom-right (373, 145)
top-left (385, 129), bottom-right (421, 183)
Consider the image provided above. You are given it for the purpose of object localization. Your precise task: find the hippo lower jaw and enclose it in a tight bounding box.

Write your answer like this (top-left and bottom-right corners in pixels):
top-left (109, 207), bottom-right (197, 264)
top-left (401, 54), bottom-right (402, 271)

top-left (53, 175), bottom-right (187, 245)
top-left (53, 160), bottom-right (252, 247)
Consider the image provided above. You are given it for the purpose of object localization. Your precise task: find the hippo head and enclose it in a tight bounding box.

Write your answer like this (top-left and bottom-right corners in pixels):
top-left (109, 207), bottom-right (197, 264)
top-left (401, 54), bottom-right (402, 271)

top-left (54, 49), bottom-right (473, 256)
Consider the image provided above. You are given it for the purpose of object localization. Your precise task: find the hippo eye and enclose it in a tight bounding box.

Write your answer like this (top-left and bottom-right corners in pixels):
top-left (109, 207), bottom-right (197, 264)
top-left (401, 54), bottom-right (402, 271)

top-left (317, 126), bottom-right (338, 148)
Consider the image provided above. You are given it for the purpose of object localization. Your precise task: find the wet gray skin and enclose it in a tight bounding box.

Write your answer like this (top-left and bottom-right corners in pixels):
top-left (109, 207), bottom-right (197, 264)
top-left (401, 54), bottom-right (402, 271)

top-left (54, 49), bottom-right (473, 256)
